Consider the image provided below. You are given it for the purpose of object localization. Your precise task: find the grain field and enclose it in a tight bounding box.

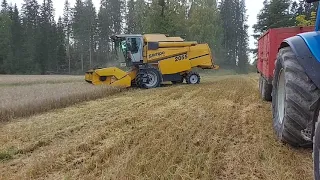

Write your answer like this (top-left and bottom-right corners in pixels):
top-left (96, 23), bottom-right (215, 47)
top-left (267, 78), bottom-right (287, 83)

top-left (0, 74), bottom-right (313, 180)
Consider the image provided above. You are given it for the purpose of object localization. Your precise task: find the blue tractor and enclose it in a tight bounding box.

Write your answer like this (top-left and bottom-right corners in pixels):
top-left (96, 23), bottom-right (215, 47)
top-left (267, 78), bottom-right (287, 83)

top-left (271, 0), bottom-right (320, 179)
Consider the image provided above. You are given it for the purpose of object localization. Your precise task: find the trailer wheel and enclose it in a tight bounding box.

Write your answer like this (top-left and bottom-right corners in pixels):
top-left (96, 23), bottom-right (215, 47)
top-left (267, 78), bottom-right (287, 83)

top-left (272, 47), bottom-right (320, 147)
top-left (263, 80), bottom-right (272, 102)
top-left (259, 75), bottom-right (272, 101)
top-left (259, 76), bottom-right (263, 95)
top-left (314, 119), bottom-right (320, 180)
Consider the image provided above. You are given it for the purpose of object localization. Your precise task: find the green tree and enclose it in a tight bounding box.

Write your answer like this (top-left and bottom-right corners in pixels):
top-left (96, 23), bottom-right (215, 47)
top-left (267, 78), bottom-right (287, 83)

top-left (73, 0), bottom-right (85, 71)
top-left (0, 13), bottom-right (12, 73)
top-left (296, 12), bottom-right (317, 26)
top-left (124, 0), bottom-right (148, 34)
top-left (144, 0), bottom-right (187, 36)
top-left (133, 0), bottom-right (148, 33)
top-left (188, 0), bottom-right (224, 63)
top-left (126, 0), bottom-right (135, 33)
top-left (220, 0), bottom-right (249, 71)
top-left (1, 0), bottom-right (8, 13)
top-left (97, 0), bottom-right (112, 66)
top-left (37, 0), bottom-right (54, 74)
top-left (63, 0), bottom-right (72, 73)
top-left (295, 0), bottom-right (318, 25)
top-left (237, 0), bottom-right (249, 73)
top-left (220, 0), bottom-right (239, 67)
top-left (109, 0), bottom-right (123, 35)
top-left (21, 0), bottom-right (41, 73)
top-left (84, 0), bottom-right (97, 69)
top-left (57, 17), bottom-right (67, 72)
top-left (98, 0), bottom-right (123, 65)
top-left (253, 0), bottom-right (294, 35)
top-left (73, 0), bottom-right (96, 71)
top-left (10, 5), bottom-right (23, 73)
top-left (253, 0), bottom-right (295, 65)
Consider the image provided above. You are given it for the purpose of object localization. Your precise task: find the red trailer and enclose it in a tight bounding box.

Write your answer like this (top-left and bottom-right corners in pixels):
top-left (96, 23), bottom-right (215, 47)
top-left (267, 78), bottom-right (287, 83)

top-left (257, 26), bottom-right (314, 101)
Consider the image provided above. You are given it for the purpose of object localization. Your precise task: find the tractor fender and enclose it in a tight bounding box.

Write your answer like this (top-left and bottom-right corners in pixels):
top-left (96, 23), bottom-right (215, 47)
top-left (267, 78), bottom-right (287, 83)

top-left (280, 34), bottom-right (320, 88)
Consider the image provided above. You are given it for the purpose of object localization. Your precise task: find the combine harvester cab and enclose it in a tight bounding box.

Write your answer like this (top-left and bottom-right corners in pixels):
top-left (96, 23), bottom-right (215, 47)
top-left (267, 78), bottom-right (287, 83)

top-left (85, 34), bottom-right (219, 89)
top-left (258, 0), bottom-right (320, 179)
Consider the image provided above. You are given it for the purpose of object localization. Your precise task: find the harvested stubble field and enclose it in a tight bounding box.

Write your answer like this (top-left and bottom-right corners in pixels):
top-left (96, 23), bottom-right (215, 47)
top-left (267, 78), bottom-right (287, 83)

top-left (0, 73), bottom-right (313, 180)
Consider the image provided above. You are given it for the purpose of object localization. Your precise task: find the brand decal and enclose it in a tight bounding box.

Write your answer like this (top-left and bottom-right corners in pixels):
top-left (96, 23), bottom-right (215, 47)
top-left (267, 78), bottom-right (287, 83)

top-left (149, 52), bottom-right (165, 59)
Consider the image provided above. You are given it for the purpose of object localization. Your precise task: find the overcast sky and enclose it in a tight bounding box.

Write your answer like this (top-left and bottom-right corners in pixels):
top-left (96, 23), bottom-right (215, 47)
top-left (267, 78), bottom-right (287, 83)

top-left (7, 0), bottom-right (264, 50)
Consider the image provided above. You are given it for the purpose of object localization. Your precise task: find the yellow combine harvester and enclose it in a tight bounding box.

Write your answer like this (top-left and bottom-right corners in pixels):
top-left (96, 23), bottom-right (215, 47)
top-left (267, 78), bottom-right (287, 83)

top-left (85, 34), bottom-right (219, 88)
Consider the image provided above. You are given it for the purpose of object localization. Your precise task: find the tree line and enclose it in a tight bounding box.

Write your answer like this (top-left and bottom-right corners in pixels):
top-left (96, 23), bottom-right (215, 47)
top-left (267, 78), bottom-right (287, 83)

top-left (253, 0), bottom-right (318, 59)
top-left (0, 0), bottom-right (250, 75)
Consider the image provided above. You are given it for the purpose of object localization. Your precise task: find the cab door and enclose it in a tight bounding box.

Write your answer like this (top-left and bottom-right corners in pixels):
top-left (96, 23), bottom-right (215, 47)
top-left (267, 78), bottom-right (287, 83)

top-left (127, 37), bottom-right (143, 63)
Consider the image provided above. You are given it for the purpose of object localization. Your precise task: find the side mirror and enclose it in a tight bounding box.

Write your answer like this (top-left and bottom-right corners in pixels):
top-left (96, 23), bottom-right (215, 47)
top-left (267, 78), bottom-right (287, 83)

top-left (306, 0), bottom-right (320, 3)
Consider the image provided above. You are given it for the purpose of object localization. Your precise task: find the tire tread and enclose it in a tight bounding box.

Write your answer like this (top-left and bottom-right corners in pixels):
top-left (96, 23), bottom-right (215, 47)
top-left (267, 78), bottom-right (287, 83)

top-left (272, 47), bottom-right (320, 147)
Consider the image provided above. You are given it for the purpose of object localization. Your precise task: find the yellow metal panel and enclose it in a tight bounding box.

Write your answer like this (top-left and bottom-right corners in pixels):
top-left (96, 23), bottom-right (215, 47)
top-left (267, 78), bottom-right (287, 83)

top-left (85, 72), bottom-right (92, 83)
top-left (187, 43), bottom-right (217, 69)
top-left (146, 47), bottom-right (189, 62)
top-left (91, 72), bottom-right (132, 87)
top-left (165, 37), bottom-right (185, 42)
top-left (143, 34), bottom-right (184, 42)
top-left (91, 72), bottom-right (111, 85)
top-left (158, 41), bottom-right (198, 48)
top-left (188, 44), bottom-right (210, 58)
top-left (158, 58), bottom-right (192, 75)
top-left (88, 67), bottom-right (133, 87)
top-left (95, 67), bottom-right (127, 80)
top-left (127, 69), bottom-right (138, 80)
top-left (110, 75), bottom-right (131, 88)
top-left (143, 45), bottom-right (147, 58)
top-left (190, 56), bottom-right (213, 68)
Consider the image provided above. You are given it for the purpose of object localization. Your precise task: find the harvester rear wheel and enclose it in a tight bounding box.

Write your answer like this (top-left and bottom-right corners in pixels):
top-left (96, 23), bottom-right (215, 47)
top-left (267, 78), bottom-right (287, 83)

top-left (186, 72), bottom-right (200, 84)
top-left (136, 67), bottom-right (161, 89)
top-left (272, 47), bottom-right (320, 147)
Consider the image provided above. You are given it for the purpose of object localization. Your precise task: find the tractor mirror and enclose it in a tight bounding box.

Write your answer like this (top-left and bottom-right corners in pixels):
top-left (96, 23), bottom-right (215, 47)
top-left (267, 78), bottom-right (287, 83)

top-left (306, 0), bottom-right (320, 3)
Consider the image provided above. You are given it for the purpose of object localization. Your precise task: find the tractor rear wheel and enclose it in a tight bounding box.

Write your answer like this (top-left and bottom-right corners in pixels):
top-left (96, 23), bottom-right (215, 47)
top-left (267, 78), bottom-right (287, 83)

top-left (272, 47), bottom-right (320, 147)
top-left (135, 67), bottom-right (161, 89)
top-left (186, 72), bottom-right (200, 84)
top-left (314, 119), bottom-right (320, 180)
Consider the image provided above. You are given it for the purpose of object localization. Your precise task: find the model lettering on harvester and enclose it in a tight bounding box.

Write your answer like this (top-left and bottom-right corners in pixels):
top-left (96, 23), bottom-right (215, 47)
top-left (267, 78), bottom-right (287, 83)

top-left (149, 52), bottom-right (165, 59)
top-left (175, 54), bottom-right (188, 62)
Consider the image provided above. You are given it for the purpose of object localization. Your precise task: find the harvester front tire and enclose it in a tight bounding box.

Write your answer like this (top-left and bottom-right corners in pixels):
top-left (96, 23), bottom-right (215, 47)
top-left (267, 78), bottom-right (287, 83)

top-left (272, 47), bottom-right (320, 147)
top-left (136, 67), bottom-right (161, 89)
top-left (259, 75), bottom-right (272, 101)
top-left (186, 72), bottom-right (200, 84)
